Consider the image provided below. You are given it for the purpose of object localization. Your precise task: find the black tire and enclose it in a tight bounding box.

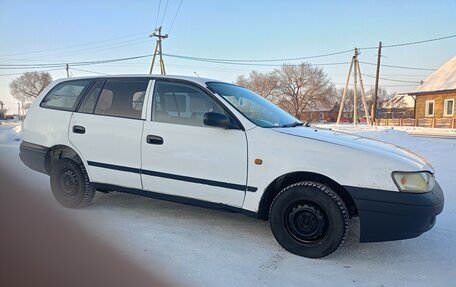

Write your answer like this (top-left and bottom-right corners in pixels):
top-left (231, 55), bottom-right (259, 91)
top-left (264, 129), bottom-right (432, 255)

top-left (50, 158), bottom-right (95, 208)
top-left (269, 181), bottom-right (349, 258)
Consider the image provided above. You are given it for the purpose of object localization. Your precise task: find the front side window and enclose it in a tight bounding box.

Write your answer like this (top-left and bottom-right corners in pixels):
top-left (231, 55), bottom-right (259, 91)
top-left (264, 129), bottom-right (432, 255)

top-left (152, 81), bottom-right (227, 127)
top-left (207, 82), bottom-right (299, 128)
top-left (93, 79), bottom-right (149, 119)
top-left (444, 99), bottom-right (454, 117)
top-left (41, 80), bottom-right (91, 110)
top-left (425, 100), bottom-right (434, 117)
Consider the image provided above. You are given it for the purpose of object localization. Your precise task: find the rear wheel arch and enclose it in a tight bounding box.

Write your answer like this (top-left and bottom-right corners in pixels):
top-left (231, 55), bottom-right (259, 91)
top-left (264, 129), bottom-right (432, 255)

top-left (257, 171), bottom-right (358, 220)
top-left (45, 145), bottom-right (89, 178)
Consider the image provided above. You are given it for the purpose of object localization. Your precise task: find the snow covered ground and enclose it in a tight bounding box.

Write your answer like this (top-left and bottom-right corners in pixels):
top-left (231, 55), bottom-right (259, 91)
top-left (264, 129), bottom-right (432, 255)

top-left (1, 122), bottom-right (455, 287)
top-left (319, 123), bottom-right (456, 138)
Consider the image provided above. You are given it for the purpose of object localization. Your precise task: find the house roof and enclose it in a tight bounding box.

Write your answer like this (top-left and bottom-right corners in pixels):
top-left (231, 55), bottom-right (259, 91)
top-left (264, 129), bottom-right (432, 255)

top-left (381, 94), bottom-right (415, 108)
top-left (410, 55), bottom-right (456, 95)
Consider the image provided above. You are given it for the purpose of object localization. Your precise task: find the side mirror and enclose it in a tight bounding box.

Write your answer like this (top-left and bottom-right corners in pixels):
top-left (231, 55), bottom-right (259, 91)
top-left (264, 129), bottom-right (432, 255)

top-left (203, 112), bottom-right (231, 128)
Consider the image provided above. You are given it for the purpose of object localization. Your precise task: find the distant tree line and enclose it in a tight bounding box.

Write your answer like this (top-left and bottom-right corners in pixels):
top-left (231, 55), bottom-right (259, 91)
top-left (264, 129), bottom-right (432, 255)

top-left (236, 63), bottom-right (336, 120)
top-left (236, 63), bottom-right (393, 121)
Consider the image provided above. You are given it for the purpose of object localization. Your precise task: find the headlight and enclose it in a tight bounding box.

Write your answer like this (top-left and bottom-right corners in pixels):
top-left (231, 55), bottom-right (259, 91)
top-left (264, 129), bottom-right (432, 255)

top-left (392, 171), bottom-right (435, 193)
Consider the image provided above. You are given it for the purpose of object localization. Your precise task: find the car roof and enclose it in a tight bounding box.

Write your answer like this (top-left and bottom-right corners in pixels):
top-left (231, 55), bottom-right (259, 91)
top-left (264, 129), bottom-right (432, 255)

top-left (57, 74), bottom-right (221, 87)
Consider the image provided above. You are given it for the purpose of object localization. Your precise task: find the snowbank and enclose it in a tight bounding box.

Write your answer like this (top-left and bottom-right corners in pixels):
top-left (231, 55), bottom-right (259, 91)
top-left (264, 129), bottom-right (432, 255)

top-left (0, 122), bottom-right (22, 145)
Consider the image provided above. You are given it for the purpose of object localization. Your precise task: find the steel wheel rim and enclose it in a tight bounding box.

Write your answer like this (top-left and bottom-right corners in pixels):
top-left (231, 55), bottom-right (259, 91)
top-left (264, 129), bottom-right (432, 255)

top-left (58, 169), bottom-right (80, 198)
top-left (285, 202), bottom-right (328, 244)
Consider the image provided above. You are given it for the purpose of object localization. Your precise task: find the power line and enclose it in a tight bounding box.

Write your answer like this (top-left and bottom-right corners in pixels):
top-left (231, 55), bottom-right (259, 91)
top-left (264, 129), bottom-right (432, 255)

top-left (0, 31), bottom-right (151, 58)
top-left (0, 68), bottom-right (64, 77)
top-left (334, 82), bottom-right (417, 87)
top-left (168, 0), bottom-right (184, 34)
top-left (0, 37), bottom-right (150, 62)
top-left (71, 68), bottom-right (110, 75)
top-left (154, 0), bottom-right (162, 28)
top-left (0, 54), bottom-right (153, 69)
top-left (160, 0), bottom-right (170, 27)
top-left (360, 61), bottom-right (436, 71)
top-left (163, 49), bottom-right (354, 63)
top-left (167, 54), bottom-right (352, 66)
top-left (383, 34), bottom-right (456, 48)
top-left (361, 73), bottom-right (422, 83)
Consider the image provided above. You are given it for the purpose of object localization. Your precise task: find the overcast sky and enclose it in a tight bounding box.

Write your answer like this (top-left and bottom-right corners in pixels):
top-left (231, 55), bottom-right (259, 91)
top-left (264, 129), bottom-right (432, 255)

top-left (1, 0), bottom-right (455, 113)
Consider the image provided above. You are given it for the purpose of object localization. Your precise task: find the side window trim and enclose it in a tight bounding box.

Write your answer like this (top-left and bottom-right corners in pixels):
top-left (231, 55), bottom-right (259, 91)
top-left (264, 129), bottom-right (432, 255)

top-left (40, 79), bottom-right (94, 112)
top-left (76, 79), bottom-right (106, 114)
top-left (150, 78), bottom-right (244, 130)
top-left (142, 80), bottom-right (154, 120)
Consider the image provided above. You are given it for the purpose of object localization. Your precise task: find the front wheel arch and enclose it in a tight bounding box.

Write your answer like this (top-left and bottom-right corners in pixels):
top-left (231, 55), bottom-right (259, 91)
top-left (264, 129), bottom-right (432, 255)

top-left (257, 171), bottom-right (358, 220)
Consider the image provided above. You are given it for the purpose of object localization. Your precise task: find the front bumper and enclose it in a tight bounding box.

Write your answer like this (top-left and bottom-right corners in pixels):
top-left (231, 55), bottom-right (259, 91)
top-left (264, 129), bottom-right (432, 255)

top-left (345, 182), bottom-right (444, 242)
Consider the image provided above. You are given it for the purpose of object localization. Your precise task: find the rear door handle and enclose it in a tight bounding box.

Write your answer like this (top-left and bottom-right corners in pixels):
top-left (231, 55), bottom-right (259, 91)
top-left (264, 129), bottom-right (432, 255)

top-left (72, 125), bottom-right (86, 134)
top-left (146, 135), bottom-right (164, 145)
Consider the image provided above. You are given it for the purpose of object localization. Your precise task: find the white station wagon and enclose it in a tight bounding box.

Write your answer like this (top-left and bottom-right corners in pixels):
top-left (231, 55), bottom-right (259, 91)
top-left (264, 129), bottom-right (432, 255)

top-left (20, 75), bottom-right (444, 258)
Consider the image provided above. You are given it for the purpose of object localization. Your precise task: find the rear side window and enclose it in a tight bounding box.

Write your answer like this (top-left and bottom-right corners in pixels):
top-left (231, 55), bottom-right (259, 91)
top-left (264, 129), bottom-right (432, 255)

top-left (93, 79), bottom-right (149, 119)
top-left (78, 80), bottom-right (105, 114)
top-left (41, 80), bottom-right (92, 111)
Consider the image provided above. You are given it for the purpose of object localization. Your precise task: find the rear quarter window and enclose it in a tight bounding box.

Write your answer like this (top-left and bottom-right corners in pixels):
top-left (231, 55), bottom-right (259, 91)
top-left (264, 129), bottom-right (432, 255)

top-left (41, 80), bottom-right (92, 111)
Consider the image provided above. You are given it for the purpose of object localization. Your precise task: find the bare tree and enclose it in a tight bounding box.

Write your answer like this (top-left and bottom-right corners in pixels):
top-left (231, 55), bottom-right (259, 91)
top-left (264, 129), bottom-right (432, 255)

top-left (9, 72), bottom-right (52, 105)
top-left (234, 63), bottom-right (335, 120)
top-left (275, 64), bottom-right (335, 120)
top-left (235, 71), bottom-right (279, 101)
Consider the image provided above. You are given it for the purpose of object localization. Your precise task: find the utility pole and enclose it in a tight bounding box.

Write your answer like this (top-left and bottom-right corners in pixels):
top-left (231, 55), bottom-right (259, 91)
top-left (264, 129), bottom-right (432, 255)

top-left (336, 48), bottom-right (371, 126)
top-left (371, 41), bottom-right (382, 125)
top-left (66, 64), bottom-right (70, 78)
top-left (353, 48), bottom-right (358, 125)
top-left (149, 26), bottom-right (168, 75)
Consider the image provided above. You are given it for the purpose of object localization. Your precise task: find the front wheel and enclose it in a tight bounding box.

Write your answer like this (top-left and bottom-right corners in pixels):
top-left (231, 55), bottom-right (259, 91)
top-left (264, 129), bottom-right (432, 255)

top-left (269, 181), bottom-right (349, 258)
top-left (50, 158), bottom-right (95, 208)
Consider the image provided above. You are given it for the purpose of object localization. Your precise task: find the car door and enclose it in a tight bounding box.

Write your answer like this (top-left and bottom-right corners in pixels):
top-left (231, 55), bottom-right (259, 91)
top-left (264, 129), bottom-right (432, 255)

top-left (69, 78), bottom-right (151, 189)
top-left (141, 79), bottom-right (249, 207)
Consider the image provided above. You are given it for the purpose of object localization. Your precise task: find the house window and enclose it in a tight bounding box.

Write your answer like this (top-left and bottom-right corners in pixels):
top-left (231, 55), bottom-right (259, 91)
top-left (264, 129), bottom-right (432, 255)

top-left (444, 99), bottom-right (454, 117)
top-left (319, 112), bottom-right (324, 120)
top-left (425, 100), bottom-right (434, 117)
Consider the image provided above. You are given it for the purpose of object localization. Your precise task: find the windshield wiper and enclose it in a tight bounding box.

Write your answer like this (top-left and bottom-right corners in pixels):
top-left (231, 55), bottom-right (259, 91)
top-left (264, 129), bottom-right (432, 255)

top-left (282, 121), bottom-right (305, 128)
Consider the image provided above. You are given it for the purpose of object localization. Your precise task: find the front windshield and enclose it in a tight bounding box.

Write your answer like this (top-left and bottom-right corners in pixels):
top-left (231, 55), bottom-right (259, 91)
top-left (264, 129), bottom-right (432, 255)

top-left (206, 82), bottom-right (300, 128)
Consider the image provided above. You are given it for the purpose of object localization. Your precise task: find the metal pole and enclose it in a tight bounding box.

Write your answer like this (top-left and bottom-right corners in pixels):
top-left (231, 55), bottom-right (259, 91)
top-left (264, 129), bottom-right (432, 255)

top-left (372, 41), bottom-right (382, 124)
top-left (66, 64), bottom-right (70, 78)
top-left (336, 57), bottom-right (354, 124)
top-left (353, 48), bottom-right (358, 126)
top-left (356, 60), bottom-right (371, 125)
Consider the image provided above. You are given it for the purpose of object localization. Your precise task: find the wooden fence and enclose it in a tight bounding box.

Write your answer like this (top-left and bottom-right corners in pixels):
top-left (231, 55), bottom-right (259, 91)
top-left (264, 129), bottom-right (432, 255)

top-left (377, 118), bottom-right (456, 128)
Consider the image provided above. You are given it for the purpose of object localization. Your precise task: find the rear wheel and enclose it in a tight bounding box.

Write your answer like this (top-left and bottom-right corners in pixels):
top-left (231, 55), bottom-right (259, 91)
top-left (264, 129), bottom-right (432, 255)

top-left (269, 181), bottom-right (349, 258)
top-left (50, 158), bottom-right (95, 208)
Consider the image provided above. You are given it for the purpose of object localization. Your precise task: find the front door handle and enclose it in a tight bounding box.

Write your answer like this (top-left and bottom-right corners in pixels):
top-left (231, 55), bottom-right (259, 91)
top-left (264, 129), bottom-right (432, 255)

top-left (72, 125), bottom-right (86, 134)
top-left (146, 135), bottom-right (164, 145)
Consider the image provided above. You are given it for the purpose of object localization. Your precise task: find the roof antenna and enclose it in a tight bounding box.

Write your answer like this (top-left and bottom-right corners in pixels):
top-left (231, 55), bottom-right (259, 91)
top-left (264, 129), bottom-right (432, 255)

top-left (193, 71), bottom-right (202, 81)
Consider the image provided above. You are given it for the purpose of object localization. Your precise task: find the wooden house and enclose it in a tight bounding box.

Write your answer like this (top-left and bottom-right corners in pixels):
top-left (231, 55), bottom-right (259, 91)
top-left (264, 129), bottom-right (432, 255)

top-left (409, 55), bottom-right (456, 128)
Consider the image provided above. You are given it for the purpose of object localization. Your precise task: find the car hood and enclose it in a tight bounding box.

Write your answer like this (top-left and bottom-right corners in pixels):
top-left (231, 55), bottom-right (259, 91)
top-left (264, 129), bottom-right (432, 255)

top-left (271, 127), bottom-right (434, 172)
